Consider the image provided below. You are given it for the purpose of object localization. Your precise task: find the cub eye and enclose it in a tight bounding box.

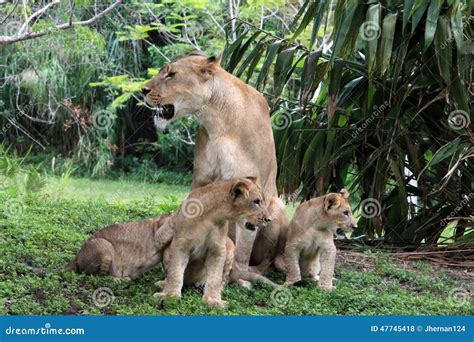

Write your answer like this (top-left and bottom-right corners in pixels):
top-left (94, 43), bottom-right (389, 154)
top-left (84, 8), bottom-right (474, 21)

top-left (343, 210), bottom-right (349, 216)
top-left (166, 72), bottom-right (176, 79)
top-left (253, 199), bottom-right (261, 206)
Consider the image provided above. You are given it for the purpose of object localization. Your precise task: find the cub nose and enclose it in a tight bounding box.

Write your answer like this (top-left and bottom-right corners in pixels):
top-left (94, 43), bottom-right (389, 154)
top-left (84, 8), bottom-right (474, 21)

top-left (264, 217), bottom-right (272, 223)
top-left (352, 223), bottom-right (358, 229)
top-left (142, 87), bottom-right (151, 95)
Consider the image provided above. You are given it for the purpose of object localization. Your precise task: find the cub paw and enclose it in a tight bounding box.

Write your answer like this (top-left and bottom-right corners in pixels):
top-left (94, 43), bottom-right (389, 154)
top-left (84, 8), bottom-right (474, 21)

top-left (154, 280), bottom-right (167, 289)
top-left (293, 279), bottom-right (310, 287)
top-left (205, 298), bottom-right (228, 310)
top-left (237, 279), bottom-right (253, 290)
top-left (153, 291), bottom-right (181, 302)
top-left (112, 276), bottom-right (131, 282)
top-left (284, 278), bottom-right (301, 287)
top-left (318, 283), bottom-right (335, 291)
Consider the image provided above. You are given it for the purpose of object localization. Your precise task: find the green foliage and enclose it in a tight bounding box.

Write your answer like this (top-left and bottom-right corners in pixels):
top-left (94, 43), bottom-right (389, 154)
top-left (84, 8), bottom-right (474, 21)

top-left (0, 146), bottom-right (46, 195)
top-left (222, 0), bottom-right (473, 244)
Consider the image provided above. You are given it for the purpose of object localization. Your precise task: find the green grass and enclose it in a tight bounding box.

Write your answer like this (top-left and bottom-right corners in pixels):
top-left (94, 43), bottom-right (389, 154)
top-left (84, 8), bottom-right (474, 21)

top-left (45, 176), bottom-right (190, 202)
top-left (0, 178), bottom-right (472, 315)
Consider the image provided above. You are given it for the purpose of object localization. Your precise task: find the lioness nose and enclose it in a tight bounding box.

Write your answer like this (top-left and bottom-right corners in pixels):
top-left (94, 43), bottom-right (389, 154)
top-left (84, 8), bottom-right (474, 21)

top-left (264, 217), bottom-right (272, 223)
top-left (142, 87), bottom-right (151, 95)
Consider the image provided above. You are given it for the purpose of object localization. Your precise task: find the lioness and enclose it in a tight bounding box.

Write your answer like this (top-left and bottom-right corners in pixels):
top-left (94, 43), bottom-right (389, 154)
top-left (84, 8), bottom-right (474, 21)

top-left (153, 178), bottom-right (270, 309)
top-left (68, 215), bottom-right (169, 281)
top-left (143, 51), bottom-right (288, 287)
top-left (274, 189), bottom-right (357, 290)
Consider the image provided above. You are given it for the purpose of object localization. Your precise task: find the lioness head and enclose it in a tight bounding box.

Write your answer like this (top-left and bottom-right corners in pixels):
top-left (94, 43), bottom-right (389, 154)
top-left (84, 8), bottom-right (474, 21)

top-left (323, 189), bottom-right (357, 235)
top-left (142, 51), bottom-right (221, 128)
top-left (229, 178), bottom-right (270, 231)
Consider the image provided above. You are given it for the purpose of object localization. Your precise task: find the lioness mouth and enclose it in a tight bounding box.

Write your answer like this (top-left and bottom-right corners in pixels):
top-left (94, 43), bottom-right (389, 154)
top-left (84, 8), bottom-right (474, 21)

top-left (154, 104), bottom-right (175, 120)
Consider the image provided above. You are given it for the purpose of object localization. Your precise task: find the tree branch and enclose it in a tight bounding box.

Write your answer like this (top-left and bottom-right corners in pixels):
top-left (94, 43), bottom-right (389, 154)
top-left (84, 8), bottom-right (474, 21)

top-left (0, 0), bottom-right (122, 45)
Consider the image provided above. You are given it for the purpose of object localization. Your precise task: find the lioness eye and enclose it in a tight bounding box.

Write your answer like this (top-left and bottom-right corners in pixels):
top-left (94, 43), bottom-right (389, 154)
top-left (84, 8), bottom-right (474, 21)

top-left (166, 72), bottom-right (176, 79)
top-left (253, 199), bottom-right (261, 206)
top-left (343, 210), bottom-right (349, 216)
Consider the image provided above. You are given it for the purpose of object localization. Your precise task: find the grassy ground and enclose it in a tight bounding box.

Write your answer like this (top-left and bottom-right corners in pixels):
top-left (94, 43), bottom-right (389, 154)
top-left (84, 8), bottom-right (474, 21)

top-left (0, 177), bottom-right (472, 315)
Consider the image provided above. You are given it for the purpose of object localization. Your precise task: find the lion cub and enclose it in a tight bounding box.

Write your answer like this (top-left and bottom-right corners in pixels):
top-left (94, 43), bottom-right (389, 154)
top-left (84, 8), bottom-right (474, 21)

top-left (275, 189), bottom-right (357, 290)
top-left (153, 178), bottom-right (270, 309)
top-left (68, 215), bottom-right (169, 281)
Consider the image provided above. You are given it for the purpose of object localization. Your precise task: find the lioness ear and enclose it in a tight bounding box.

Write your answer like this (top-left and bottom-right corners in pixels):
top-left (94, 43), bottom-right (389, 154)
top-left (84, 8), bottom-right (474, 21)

top-left (324, 193), bottom-right (341, 211)
top-left (231, 180), bottom-right (250, 199)
top-left (198, 55), bottom-right (221, 79)
top-left (340, 189), bottom-right (349, 199)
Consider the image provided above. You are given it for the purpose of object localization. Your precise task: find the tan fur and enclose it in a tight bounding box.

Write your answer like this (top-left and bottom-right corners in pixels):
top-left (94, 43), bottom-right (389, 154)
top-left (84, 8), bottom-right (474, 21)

top-left (275, 189), bottom-right (357, 290)
top-left (68, 215), bottom-right (169, 281)
top-left (143, 51), bottom-right (288, 287)
top-left (153, 178), bottom-right (270, 309)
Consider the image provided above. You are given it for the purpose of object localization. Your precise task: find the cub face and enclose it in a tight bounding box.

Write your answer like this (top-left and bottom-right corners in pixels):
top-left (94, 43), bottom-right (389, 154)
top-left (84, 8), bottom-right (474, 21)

top-left (142, 52), bottom-right (221, 126)
top-left (323, 189), bottom-right (357, 233)
top-left (229, 178), bottom-right (270, 231)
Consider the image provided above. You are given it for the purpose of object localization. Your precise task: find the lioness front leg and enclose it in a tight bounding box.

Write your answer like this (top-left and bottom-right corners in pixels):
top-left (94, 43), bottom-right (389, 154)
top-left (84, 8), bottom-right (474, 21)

top-left (318, 243), bottom-right (336, 290)
top-left (154, 245), bottom-right (189, 300)
top-left (284, 243), bottom-right (302, 286)
top-left (203, 245), bottom-right (227, 309)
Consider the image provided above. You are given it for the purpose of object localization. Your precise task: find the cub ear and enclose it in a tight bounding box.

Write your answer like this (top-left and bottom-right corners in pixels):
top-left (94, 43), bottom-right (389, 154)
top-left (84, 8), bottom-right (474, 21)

top-left (340, 188), bottom-right (349, 199)
top-left (231, 180), bottom-right (250, 199)
top-left (198, 55), bottom-right (221, 79)
top-left (324, 193), bottom-right (341, 212)
top-left (245, 176), bottom-right (257, 184)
